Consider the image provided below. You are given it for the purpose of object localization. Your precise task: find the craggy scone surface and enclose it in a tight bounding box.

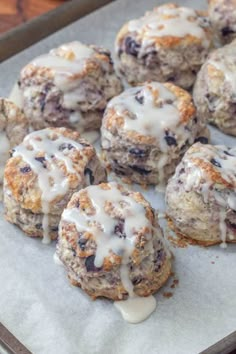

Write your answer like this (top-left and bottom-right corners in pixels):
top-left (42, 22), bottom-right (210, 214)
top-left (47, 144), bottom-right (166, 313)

top-left (58, 182), bottom-right (171, 300)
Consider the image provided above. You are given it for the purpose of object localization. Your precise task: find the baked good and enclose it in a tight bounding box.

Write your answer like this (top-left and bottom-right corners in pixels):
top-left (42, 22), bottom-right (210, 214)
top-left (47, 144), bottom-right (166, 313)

top-left (57, 182), bottom-right (172, 300)
top-left (193, 40), bottom-right (236, 136)
top-left (166, 142), bottom-right (236, 246)
top-left (18, 41), bottom-right (123, 132)
top-left (115, 3), bottom-right (212, 89)
top-left (101, 81), bottom-right (209, 186)
top-left (3, 127), bottom-right (107, 243)
top-left (208, 0), bottom-right (236, 45)
top-left (0, 98), bottom-right (29, 184)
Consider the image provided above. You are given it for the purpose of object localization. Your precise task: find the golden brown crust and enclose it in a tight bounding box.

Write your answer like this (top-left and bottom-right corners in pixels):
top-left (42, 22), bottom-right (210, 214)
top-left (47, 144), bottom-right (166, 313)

top-left (185, 143), bottom-right (236, 189)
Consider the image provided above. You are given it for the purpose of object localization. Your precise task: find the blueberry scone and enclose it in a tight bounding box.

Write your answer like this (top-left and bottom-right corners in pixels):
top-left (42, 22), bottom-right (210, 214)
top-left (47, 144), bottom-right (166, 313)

top-left (166, 143), bottom-right (236, 246)
top-left (115, 3), bottom-right (212, 89)
top-left (0, 98), bottom-right (29, 184)
top-left (18, 41), bottom-right (123, 132)
top-left (101, 81), bottom-right (209, 186)
top-left (57, 182), bottom-right (172, 300)
top-left (4, 127), bottom-right (107, 243)
top-left (208, 0), bottom-right (236, 45)
top-left (193, 40), bottom-right (236, 136)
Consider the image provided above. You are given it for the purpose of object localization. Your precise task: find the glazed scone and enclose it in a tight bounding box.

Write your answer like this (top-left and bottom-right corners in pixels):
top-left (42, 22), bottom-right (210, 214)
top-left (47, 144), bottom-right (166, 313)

top-left (0, 98), bottom-right (29, 184)
top-left (208, 0), bottom-right (236, 45)
top-left (193, 40), bottom-right (236, 136)
top-left (4, 127), bottom-right (107, 243)
top-left (101, 81), bottom-right (209, 186)
top-left (57, 182), bottom-right (172, 301)
top-left (166, 143), bottom-right (236, 246)
top-left (18, 41), bottom-right (123, 132)
top-left (115, 3), bottom-right (212, 89)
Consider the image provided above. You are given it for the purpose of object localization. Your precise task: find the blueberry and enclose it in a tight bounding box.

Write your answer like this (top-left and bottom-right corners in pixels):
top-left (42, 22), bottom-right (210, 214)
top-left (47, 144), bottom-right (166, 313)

top-left (84, 168), bottom-right (94, 185)
top-left (17, 80), bottom-right (21, 87)
top-left (221, 26), bottom-right (235, 37)
top-left (129, 147), bottom-right (148, 158)
top-left (193, 117), bottom-right (198, 124)
top-left (114, 219), bottom-right (126, 239)
top-left (132, 276), bottom-right (143, 285)
top-left (20, 166), bottom-right (31, 173)
top-left (35, 223), bottom-right (42, 230)
top-left (210, 158), bottom-right (221, 168)
top-left (125, 37), bottom-right (140, 57)
top-left (78, 238), bottom-right (87, 251)
top-left (164, 135), bottom-right (177, 146)
top-left (35, 156), bottom-right (47, 168)
top-left (179, 168), bottom-right (185, 175)
top-left (194, 136), bottom-right (209, 144)
top-left (85, 255), bottom-right (101, 272)
top-left (135, 91), bottom-right (144, 104)
top-left (129, 165), bottom-right (152, 175)
top-left (224, 150), bottom-right (234, 157)
top-left (51, 226), bottom-right (58, 232)
top-left (59, 143), bottom-right (74, 151)
top-left (35, 156), bottom-right (46, 163)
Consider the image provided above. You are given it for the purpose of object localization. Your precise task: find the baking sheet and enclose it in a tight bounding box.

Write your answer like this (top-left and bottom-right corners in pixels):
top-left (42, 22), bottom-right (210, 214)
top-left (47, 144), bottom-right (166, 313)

top-left (0, 0), bottom-right (236, 353)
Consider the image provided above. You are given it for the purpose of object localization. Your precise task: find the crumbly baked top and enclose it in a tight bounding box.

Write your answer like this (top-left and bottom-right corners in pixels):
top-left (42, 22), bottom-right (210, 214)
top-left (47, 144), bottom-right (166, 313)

top-left (61, 182), bottom-right (155, 273)
top-left (103, 81), bottom-right (196, 146)
top-left (4, 127), bottom-right (96, 215)
top-left (116, 3), bottom-right (211, 49)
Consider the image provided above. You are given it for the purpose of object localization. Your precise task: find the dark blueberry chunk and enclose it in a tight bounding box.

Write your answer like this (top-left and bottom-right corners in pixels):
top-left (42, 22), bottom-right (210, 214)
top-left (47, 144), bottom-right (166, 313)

top-left (132, 276), bottom-right (143, 285)
top-left (20, 166), bottom-right (31, 173)
top-left (35, 156), bottom-right (47, 168)
top-left (17, 80), bottom-right (21, 87)
top-left (179, 168), bottom-right (185, 175)
top-left (165, 99), bottom-right (173, 105)
top-left (84, 168), bottom-right (94, 185)
top-left (114, 219), bottom-right (126, 239)
top-left (129, 147), bottom-right (148, 158)
top-left (164, 135), bottom-right (177, 146)
top-left (39, 97), bottom-right (46, 113)
top-left (35, 223), bottom-right (42, 230)
top-left (79, 141), bottom-right (90, 147)
top-left (51, 226), bottom-right (59, 232)
top-left (221, 26), bottom-right (235, 37)
top-left (135, 91), bottom-right (144, 104)
top-left (194, 136), bottom-right (209, 144)
top-left (125, 37), bottom-right (140, 57)
top-left (85, 255), bottom-right (101, 272)
top-left (59, 143), bottom-right (74, 151)
top-left (210, 158), bottom-right (221, 168)
top-left (35, 156), bottom-right (46, 163)
top-left (129, 165), bottom-right (152, 175)
top-left (224, 150), bottom-right (234, 157)
top-left (193, 117), bottom-right (198, 124)
top-left (78, 238), bottom-right (87, 251)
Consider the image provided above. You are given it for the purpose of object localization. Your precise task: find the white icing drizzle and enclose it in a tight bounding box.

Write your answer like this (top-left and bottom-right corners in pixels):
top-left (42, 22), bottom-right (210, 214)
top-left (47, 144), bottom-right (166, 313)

top-left (108, 82), bottom-right (193, 185)
top-left (28, 41), bottom-right (95, 93)
top-left (13, 129), bottom-right (83, 243)
top-left (0, 131), bottom-right (10, 183)
top-left (128, 6), bottom-right (209, 45)
top-left (62, 182), bottom-right (157, 323)
top-left (182, 144), bottom-right (236, 246)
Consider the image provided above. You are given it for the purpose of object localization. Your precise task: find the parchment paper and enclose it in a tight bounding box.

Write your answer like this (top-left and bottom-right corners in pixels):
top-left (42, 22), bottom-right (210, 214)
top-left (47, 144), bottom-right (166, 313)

top-left (0, 1), bottom-right (236, 353)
